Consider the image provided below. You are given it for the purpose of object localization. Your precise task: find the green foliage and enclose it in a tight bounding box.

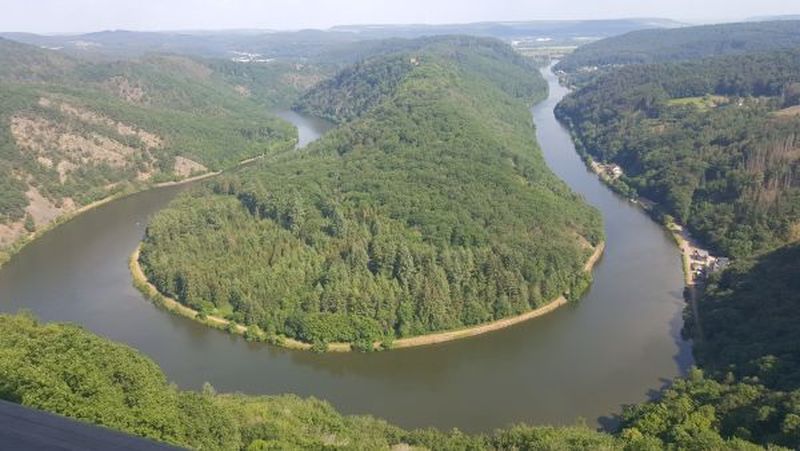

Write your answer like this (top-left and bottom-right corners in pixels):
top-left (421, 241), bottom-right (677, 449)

top-left (692, 243), bottom-right (800, 391)
top-left (8, 306), bottom-right (799, 449)
top-left (621, 368), bottom-right (798, 450)
top-left (23, 213), bottom-right (35, 232)
top-left (0, 312), bottom-right (634, 450)
top-left (0, 38), bottom-right (296, 240)
top-left (295, 53), bottom-right (416, 123)
top-left (140, 37), bottom-right (602, 347)
top-left (209, 60), bottom-right (330, 110)
top-left (557, 20), bottom-right (800, 73)
top-left (0, 313), bottom-right (241, 449)
top-left (14, 306), bottom-right (793, 449)
top-left (557, 49), bottom-right (800, 258)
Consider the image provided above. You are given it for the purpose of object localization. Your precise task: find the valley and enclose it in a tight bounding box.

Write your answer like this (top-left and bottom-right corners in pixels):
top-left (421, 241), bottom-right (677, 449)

top-left (0, 11), bottom-right (799, 450)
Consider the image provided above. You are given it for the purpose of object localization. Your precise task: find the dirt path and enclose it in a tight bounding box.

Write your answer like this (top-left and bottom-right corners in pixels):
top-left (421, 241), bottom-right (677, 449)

top-left (131, 242), bottom-right (605, 352)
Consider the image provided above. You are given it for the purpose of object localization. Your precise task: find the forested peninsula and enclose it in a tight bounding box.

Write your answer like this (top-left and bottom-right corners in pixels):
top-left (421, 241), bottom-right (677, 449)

top-left (138, 37), bottom-right (604, 351)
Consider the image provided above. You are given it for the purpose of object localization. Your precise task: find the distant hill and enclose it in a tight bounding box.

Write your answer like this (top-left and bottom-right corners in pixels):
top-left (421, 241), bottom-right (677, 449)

top-left (0, 38), bottom-right (303, 261)
top-left (329, 18), bottom-right (684, 40)
top-left (0, 18), bottom-right (682, 61)
top-left (746, 14), bottom-right (800, 22)
top-left (556, 20), bottom-right (800, 72)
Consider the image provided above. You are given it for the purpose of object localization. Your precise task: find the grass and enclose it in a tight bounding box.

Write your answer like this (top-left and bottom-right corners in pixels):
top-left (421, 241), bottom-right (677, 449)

top-left (666, 95), bottom-right (728, 110)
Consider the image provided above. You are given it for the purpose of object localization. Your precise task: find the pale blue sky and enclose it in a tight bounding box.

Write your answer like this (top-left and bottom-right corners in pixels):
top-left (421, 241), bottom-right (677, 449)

top-left (2, 0), bottom-right (799, 33)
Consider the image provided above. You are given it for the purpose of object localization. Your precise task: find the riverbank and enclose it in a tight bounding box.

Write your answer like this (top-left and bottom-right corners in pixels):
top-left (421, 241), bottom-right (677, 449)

top-left (0, 184), bottom-right (140, 269)
top-left (584, 154), bottom-right (717, 286)
top-left (582, 149), bottom-right (713, 341)
top-left (0, 174), bottom-right (201, 270)
top-left (0, 147), bottom-right (285, 271)
top-left (130, 242), bottom-right (605, 352)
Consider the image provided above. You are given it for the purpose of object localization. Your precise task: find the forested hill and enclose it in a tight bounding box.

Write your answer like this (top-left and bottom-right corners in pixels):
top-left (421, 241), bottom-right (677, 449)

top-left (0, 310), bottom-right (782, 449)
top-left (293, 52), bottom-right (417, 123)
top-left (634, 242), bottom-right (800, 450)
top-left (0, 312), bottom-right (618, 450)
top-left (0, 37), bottom-right (318, 262)
top-left (295, 37), bottom-right (548, 123)
top-left (556, 49), bottom-right (800, 258)
top-left (139, 37), bottom-right (604, 351)
top-left (690, 243), bottom-right (800, 391)
top-left (556, 20), bottom-right (800, 73)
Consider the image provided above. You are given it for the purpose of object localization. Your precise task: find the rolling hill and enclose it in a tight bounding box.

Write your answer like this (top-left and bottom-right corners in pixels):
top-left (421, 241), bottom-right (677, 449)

top-left (556, 20), bottom-right (800, 73)
top-left (0, 38), bottom-right (305, 261)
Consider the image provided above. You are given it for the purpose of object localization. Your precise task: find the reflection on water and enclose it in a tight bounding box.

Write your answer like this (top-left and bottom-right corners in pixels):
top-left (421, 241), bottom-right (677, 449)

top-left (0, 87), bottom-right (690, 432)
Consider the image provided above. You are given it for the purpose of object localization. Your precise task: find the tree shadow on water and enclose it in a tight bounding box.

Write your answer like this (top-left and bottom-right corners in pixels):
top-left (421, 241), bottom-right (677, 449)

top-left (595, 377), bottom-right (675, 432)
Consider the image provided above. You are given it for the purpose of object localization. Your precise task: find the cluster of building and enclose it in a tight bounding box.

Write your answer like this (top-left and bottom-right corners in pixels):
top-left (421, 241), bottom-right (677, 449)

top-left (594, 162), bottom-right (624, 180)
top-left (229, 51), bottom-right (274, 63)
top-left (689, 249), bottom-right (730, 281)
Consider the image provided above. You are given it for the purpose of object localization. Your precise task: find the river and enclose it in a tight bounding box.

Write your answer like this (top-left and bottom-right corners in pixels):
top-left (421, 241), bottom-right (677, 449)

top-left (0, 67), bottom-right (691, 433)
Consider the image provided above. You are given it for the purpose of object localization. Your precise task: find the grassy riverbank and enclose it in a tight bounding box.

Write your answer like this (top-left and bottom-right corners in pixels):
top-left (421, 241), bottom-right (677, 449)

top-left (131, 242), bottom-right (604, 352)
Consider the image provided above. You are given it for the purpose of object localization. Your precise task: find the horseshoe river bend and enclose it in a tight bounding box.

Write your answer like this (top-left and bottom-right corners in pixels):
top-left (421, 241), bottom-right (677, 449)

top-left (0, 67), bottom-right (691, 432)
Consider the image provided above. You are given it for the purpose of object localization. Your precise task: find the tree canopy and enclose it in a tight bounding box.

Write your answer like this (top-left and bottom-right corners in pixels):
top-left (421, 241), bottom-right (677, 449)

top-left (556, 49), bottom-right (800, 258)
top-left (556, 20), bottom-right (800, 73)
top-left (139, 37), bottom-right (603, 350)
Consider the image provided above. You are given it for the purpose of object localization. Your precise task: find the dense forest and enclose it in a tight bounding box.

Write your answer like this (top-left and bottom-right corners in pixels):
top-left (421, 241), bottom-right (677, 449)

top-left (0, 311), bottom-right (782, 450)
top-left (556, 20), bottom-right (800, 73)
top-left (139, 37), bottom-right (603, 350)
top-left (629, 242), bottom-right (800, 450)
top-left (554, 26), bottom-right (800, 450)
top-left (688, 243), bottom-right (800, 392)
top-left (0, 37), bottom-right (313, 262)
top-left (556, 49), bottom-right (800, 258)
top-left (294, 53), bottom-right (417, 123)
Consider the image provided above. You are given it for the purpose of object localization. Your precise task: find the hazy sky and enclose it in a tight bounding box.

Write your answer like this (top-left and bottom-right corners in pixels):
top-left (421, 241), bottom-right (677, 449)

top-left (2, 0), bottom-right (799, 33)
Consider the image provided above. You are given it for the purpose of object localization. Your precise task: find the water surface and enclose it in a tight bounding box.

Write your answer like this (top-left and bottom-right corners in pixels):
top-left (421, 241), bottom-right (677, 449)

top-left (0, 74), bottom-right (691, 432)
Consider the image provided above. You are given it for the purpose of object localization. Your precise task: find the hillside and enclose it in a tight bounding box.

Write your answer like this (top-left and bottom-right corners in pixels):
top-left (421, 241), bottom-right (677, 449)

top-left (296, 37), bottom-right (548, 124)
top-left (0, 38), bottom-right (302, 261)
top-left (556, 20), bottom-right (800, 73)
top-left (689, 243), bottom-right (800, 391)
top-left (0, 19), bottom-right (680, 61)
top-left (556, 49), bottom-right (800, 258)
top-left (138, 37), bottom-right (603, 351)
top-left (1, 311), bottom-right (778, 449)
top-left (0, 312), bottom-right (628, 449)
top-left (624, 242), bottom-right (800, 450)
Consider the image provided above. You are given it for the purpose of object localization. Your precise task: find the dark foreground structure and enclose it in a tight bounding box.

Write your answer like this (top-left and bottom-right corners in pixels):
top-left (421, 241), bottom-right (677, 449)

top-left (0, 400), bottom-right (180, 450)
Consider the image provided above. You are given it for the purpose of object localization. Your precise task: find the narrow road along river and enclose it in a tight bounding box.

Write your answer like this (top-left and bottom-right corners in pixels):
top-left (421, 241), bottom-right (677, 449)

top-left (0, 68), bottom-right (691, 432)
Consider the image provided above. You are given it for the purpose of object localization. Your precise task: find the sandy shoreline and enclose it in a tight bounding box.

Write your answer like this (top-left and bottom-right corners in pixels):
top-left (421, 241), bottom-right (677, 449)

top-left (130, 241), bottom-right (604, 352)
